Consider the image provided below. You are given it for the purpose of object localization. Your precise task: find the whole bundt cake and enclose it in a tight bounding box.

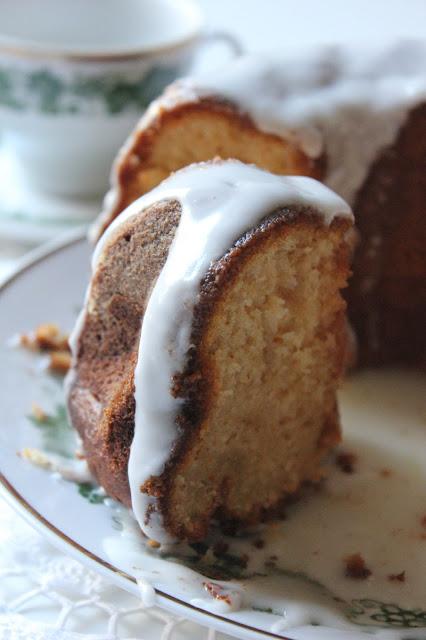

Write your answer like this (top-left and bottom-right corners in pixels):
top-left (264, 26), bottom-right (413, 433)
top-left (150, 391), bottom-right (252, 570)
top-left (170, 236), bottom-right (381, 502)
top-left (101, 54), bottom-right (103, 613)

top-left (67, 160), bottom-right (353, 542)
top-left (92, 43), bottom-right (426, 367)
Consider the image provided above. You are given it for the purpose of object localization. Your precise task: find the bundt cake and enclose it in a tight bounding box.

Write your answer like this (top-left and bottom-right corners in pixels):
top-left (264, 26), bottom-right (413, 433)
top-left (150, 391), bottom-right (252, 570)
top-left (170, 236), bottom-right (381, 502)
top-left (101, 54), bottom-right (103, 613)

top-left (92, 43), bottom-right (426, 367)
top-left (67, 160), bottom-right (354, 542)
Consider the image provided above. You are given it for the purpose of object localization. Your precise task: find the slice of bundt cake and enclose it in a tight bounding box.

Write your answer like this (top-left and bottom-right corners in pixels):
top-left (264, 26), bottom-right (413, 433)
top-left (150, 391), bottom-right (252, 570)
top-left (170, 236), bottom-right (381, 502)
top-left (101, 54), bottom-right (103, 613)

top-left (67, 160), bottom-right (353, 542)
top-left (91, 44), bottom-right (426, 368)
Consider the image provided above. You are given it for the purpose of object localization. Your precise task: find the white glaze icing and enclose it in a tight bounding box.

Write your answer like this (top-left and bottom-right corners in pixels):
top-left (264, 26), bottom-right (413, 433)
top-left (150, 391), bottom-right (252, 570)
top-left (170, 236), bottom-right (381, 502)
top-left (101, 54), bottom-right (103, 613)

top-left (136, 577), bottom-right (156, 608)
top-left (94, 40), bottom-right (425, 241)
top-left (90, 160), bottom-right (353, 543)
top-left (168, 46), bottom-right (425, 205)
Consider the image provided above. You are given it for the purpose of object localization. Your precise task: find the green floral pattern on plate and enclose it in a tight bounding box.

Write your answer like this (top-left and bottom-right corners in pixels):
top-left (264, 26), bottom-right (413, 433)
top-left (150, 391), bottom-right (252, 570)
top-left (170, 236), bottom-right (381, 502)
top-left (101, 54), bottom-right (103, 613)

top-left (78, 481), bottom-right (107, 504)
top-left (349, 599), bottom-right (426, 628)
top-left (28, 403), bottom-right (76, 458)
top-left (0, 65), bottom-right (179, 115)
top-left (165, 546), bottom-right (426, 629)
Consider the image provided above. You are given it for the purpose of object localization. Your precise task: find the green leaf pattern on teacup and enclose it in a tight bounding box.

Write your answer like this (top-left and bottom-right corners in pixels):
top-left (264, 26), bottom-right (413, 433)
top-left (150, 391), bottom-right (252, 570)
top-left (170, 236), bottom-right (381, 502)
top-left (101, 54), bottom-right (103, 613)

top-left (27, 70), bottom-right (66, 113)
top-left (0, 65), bottom-right (179, 115)
top-left (0, 68), bottom-right (24, 109)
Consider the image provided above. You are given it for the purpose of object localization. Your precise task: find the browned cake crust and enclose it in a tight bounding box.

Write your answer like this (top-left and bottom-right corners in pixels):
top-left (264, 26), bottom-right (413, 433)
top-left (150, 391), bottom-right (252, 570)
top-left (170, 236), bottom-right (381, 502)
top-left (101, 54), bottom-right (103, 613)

top-left (346, 103), bottom-right (426, 367)
top-left (92, 98), bottom-right (323, 241)
top-left (68, 199), bottom-right (352, 540)
top-left (68, 201), bottom-right (181, 506)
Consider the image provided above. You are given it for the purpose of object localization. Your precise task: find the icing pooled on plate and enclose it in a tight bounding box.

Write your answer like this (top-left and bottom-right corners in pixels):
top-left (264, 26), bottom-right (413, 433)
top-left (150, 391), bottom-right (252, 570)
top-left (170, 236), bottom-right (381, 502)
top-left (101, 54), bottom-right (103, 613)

top-left (102, 370), bottom-right (426, 638)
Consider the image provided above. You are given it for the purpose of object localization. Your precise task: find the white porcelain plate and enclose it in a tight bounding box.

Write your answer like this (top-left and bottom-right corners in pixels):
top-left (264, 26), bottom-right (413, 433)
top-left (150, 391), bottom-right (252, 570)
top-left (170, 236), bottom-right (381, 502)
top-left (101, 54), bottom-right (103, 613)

top-left (1, 233), bottom-right (426, 640)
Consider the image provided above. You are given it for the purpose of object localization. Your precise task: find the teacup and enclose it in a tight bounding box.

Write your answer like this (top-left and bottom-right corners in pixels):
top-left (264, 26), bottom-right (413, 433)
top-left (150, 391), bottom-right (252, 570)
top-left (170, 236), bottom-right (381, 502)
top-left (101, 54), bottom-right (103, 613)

top-left (0, 0), bottom-right (240, 202)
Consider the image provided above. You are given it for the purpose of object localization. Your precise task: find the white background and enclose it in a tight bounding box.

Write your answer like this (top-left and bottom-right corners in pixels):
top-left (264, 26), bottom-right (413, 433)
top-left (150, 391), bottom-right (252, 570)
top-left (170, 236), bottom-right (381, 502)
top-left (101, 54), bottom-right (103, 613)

top-left (198, 0), bottom-right (426, 54)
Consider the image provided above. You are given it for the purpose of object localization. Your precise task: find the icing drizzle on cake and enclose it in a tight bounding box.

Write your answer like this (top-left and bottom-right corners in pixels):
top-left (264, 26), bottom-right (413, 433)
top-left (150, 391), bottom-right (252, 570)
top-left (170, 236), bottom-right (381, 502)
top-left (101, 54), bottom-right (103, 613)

top-left (92, 160), bottom-right (352, 542)
top-left (136, 42), bottom-right (426, 205)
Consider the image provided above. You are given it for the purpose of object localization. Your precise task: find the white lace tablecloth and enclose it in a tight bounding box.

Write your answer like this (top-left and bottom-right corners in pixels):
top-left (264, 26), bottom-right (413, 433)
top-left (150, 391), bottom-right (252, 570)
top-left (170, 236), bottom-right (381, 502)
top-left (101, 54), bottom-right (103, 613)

top-left (0, 497), bottom-right (230, 640)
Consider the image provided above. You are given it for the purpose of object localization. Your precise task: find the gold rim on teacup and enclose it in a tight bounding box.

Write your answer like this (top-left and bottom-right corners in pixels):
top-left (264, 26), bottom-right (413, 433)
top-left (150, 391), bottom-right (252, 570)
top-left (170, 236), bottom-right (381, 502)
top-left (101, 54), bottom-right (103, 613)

top-left (0, 32), bottom-right (203, 63)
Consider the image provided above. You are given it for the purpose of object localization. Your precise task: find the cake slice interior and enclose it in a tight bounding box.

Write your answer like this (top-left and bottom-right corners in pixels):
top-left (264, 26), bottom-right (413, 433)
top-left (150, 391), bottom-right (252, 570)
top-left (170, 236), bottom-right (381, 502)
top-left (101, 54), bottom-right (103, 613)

top-left (68, 181), bottom-right (352, 539)
top-left (164, 211), bottom-right (351, 538)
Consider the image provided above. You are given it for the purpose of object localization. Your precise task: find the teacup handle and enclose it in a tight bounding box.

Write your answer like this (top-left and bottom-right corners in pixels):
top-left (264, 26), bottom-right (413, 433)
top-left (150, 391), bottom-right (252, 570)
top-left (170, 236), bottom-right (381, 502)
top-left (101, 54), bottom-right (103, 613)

top-left (198, 30), bottom-right (243, 59)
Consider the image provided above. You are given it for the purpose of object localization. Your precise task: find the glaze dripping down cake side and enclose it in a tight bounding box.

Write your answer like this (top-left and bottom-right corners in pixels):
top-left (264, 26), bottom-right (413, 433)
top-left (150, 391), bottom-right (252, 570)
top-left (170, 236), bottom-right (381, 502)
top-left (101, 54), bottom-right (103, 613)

top-left (91, 43), bottom-right (426, 367)
top-left (67, 160), bottom-right (354, 542)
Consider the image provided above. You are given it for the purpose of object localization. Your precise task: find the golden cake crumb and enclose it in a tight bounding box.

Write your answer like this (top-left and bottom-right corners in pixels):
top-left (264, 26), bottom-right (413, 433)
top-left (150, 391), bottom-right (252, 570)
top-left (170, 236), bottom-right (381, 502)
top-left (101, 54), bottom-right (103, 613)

top-left (344, 553), bottom-right (372, 579)
top-left (336, 452), bottom-right (357, 474)
top-left (388, 571), bottom-right (406, 583)
top-left (20, 324), bottom-right (71, 374)
top-left (203, 582), bottom-right (232, 605)
top-left (20, 323), bottom-right (69, 352)
top-left (19, 447), bottom-right (51, 470)
top-left (48, 350), bottom-right (72, 375)
top-left (31, 403), bottom-right (48, 422)
top-left (147, 539), bottom-right (161, 549)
